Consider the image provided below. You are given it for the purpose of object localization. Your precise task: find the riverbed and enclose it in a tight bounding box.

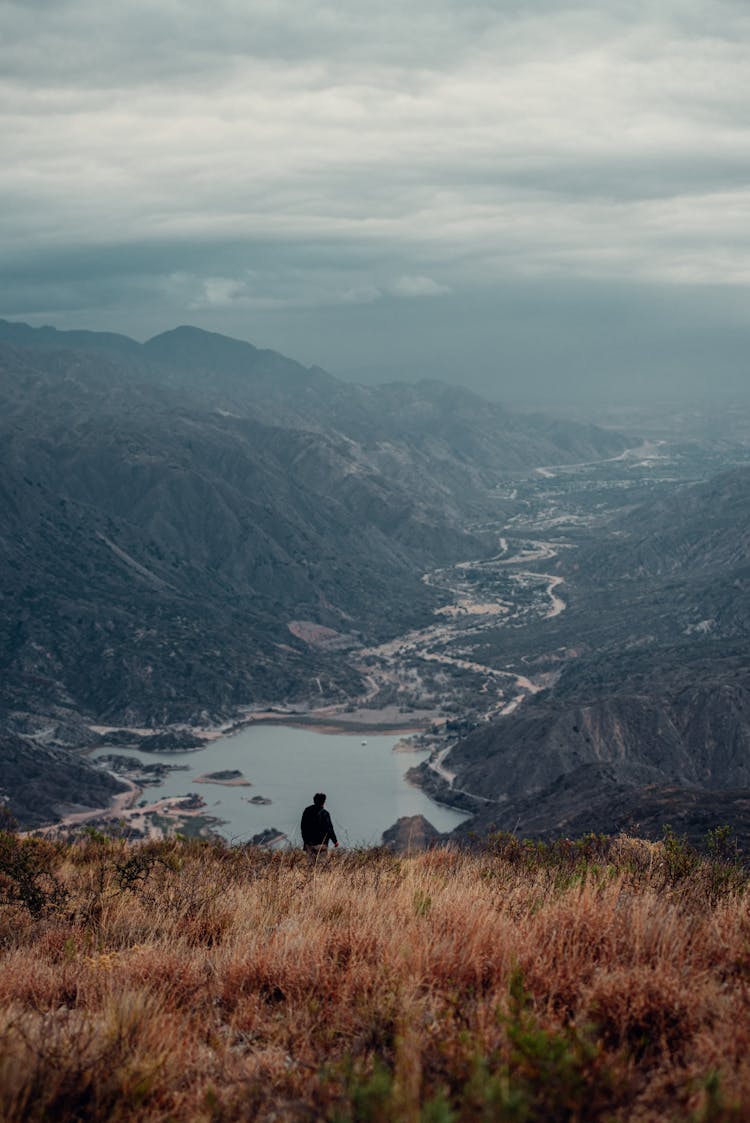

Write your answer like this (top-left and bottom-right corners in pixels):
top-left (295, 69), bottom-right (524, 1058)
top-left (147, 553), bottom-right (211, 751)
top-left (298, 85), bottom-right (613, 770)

top-left (92, 724), bottom-right (469, 846)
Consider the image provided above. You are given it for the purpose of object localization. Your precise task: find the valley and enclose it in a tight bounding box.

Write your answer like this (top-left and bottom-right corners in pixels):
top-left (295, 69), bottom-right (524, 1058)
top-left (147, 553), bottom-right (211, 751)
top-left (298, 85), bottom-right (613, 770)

top-left (327, 435), bottom-right (732, 722)
top-left (281, 428), bottom-right (750, 842)
top-left (2, 320), bottom-right (749, 844)
top-left (25, 420), bottom-right (750, 843)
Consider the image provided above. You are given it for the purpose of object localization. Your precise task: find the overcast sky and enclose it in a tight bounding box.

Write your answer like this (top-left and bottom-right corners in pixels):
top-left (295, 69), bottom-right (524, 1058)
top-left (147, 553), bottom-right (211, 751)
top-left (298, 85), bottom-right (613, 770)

top-left (2, 0), bottom-right (749, 402)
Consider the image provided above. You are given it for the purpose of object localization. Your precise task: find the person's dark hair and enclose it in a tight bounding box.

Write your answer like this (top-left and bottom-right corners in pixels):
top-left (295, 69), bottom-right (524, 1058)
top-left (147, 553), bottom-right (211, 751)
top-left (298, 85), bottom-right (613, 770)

top-left (313, 792), bottom-right (326, 807)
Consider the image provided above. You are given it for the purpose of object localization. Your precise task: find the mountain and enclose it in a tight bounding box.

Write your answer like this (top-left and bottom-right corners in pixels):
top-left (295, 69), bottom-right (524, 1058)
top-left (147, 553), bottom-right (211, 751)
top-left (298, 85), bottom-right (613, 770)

top-left (142, 325), bottom-right (622, 467)
top-left (456, 764), bottom-right (750, 852)
top-left (0, 321), bottom-right (630, 826)
top-left (0, 320), bottom-right (627, 511)
top-left (442, 466), bottom-right (750, 843)
top-left (583, 465), bottom-right (750, 585)
top-left (0, 342), bottom-right (479, 728)
top-left (447, 654), bottom-right (750, 808)
top-left (0, 318), bottom-right (141, 359)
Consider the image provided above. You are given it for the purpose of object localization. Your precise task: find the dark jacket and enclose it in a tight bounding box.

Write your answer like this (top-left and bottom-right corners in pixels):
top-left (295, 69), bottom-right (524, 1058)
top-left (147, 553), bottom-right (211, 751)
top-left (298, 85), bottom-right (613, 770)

top-left (301, 804), bottom-right (337, 846)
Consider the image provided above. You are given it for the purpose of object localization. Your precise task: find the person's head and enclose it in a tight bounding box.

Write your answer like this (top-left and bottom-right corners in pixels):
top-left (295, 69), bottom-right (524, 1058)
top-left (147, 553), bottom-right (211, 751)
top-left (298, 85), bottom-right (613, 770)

top-left (313, 792), bottom-right (326, 807)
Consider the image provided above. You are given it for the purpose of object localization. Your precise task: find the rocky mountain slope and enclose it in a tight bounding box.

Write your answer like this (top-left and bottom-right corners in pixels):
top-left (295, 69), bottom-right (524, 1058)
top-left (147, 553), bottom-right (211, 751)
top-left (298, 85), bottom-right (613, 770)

top-left (0, 342), bottom-right (475, 726)
top-left (584, 465), bottom-right (750, 585)
top-left (0, 320), bottom-right (625, 513)
top-left (447, 467), bottom-right (750, 843)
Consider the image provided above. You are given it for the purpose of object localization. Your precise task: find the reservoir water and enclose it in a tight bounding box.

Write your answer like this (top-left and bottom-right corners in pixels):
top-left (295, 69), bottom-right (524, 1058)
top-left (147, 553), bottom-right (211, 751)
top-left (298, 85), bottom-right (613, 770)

top-left (92, 724), bottom-right (469, 845)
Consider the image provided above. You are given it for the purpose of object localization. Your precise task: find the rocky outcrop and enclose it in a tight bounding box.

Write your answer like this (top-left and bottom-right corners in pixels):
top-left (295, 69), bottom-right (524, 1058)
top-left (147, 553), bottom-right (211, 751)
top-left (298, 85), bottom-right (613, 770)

top-left (382, 815), bottom-right (441, 852)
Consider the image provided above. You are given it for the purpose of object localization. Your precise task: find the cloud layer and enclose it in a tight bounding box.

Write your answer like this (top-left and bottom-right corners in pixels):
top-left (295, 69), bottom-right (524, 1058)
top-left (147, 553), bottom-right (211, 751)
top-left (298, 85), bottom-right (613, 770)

top-left (2, 0), bottom-right (750, 398)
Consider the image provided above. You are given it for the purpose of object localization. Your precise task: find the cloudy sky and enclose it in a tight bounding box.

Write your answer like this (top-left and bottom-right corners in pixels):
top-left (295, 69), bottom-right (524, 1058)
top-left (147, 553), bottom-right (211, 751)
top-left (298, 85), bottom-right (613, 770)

top-left (2, 0), bottom-right (750, 402)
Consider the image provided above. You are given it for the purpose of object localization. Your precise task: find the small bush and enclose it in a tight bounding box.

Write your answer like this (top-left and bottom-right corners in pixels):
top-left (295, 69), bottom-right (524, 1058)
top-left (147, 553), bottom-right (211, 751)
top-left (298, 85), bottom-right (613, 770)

top-left (0, 830), bottom-right (67, 917)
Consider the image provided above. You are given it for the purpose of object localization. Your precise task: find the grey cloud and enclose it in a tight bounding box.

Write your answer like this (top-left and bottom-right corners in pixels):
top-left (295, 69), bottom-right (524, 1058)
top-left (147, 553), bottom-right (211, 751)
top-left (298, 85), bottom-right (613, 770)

top-left (2, 0), bottom-right (750, 399)
top-left (1, 0), bottom-right (494, 86)
top-left (388, 276), bottom-right (450, 298)
top-left (3, 1), bottom-right (748, 86)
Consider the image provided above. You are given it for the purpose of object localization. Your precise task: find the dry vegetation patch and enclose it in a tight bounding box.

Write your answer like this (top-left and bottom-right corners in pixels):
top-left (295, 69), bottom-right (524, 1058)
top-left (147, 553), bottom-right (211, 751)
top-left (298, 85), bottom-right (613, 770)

top-left (0, 831), bottom-right (747, 1121)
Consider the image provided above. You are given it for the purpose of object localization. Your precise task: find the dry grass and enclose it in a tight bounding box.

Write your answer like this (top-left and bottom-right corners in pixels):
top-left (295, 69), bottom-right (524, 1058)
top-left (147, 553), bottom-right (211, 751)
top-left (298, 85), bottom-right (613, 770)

top-left (0, 831), bottom-right (748, 1121)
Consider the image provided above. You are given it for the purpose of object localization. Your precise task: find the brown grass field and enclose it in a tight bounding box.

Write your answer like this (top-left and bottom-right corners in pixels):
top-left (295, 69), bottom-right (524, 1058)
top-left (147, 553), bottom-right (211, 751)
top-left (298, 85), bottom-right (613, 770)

top-left (0, 829), bottom-right (748, 1121)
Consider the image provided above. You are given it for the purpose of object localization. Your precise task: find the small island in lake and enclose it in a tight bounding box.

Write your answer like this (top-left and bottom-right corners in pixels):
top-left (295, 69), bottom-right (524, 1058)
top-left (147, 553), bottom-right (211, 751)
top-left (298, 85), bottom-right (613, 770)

top-left (250, 828), bottom-right (286, 847)
top-left (194, 770), bottom-right (252, 787)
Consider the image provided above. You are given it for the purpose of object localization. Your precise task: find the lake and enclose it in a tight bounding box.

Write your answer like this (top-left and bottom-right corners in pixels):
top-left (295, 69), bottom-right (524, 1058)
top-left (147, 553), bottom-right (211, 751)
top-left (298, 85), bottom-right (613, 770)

top-left (92, 724), bottom-right (469, 845)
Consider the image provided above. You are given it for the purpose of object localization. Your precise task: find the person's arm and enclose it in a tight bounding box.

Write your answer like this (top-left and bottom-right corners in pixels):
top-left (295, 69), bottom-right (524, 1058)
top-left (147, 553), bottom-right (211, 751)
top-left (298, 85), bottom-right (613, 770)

top-left (324, 809), bottom-right (338, 847)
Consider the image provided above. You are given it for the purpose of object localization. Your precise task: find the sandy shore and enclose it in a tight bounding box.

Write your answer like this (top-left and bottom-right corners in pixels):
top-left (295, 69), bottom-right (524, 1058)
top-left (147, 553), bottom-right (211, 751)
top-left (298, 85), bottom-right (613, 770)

top-left (31, 777), bottom-right (217, 841)
top-left (30, 779), bottom-right (140, 836)
top-left (223, 703), bottom-right (438, 736)
top-left (392, 736), bottom-right (422, 753)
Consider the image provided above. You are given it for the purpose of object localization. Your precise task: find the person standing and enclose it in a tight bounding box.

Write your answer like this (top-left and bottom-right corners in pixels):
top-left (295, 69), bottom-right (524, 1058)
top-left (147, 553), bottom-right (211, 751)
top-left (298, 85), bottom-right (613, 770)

top-left (300, 792), bottom-right (339, 860)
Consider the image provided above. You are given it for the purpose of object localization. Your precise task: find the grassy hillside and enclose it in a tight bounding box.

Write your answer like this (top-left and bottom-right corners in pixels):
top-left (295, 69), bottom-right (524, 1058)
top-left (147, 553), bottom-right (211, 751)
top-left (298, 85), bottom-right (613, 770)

top-left (0, 832), bottom-right (748, 1121)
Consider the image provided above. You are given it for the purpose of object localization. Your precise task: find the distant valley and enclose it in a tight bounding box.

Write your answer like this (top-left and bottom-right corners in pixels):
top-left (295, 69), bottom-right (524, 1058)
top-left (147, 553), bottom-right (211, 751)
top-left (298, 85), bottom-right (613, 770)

top-left (0, 319), bottom-right (627, 829)
top-left (424, 454), bottom-right (750, 848)
top-left (1, 319), bottom-right (749, 845)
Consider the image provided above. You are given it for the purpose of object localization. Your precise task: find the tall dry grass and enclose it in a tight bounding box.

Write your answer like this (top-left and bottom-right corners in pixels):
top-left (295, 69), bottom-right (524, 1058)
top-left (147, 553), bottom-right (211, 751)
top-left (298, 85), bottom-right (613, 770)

top-left (0, 831), bottom-right (747, 1121)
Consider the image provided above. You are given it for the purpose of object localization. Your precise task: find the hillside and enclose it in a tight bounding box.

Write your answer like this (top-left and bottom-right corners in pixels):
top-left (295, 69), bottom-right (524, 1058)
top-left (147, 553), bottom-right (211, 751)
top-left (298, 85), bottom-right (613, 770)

top-left (0, 733), bottom-right (125, 830)
top-left (0, 834), bottom-right (747, 1122)
top-left (440, 464), bottom-right (750, 842)
top-left (0, 320), bottom-right (626, 489)
top-left (0, 340), bottom-right (484, 730)
top-left (583, 465), bottom-right (750, 584)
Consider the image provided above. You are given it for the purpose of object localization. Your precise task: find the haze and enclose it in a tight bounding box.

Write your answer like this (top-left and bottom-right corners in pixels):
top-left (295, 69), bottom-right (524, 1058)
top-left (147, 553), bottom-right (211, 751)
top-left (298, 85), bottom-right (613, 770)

top-left (3, 0), bottom-right (750, 403)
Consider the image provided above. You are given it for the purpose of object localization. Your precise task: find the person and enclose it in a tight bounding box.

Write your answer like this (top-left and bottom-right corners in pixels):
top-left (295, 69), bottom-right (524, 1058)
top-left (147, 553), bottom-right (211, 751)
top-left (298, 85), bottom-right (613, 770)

top-left (300, 792), bottom-right (339, 860)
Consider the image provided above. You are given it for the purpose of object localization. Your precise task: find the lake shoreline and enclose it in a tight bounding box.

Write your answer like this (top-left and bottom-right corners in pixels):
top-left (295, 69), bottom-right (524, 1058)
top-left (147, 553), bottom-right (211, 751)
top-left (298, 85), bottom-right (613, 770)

top-left (246, 716), bottom-right (432, 736)
top-left (90, 708), bottom-right (439, 749)
top-left (219, 707), bottom-right (439, 738)
top-left (81, 722), bottom-right (470, 845)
